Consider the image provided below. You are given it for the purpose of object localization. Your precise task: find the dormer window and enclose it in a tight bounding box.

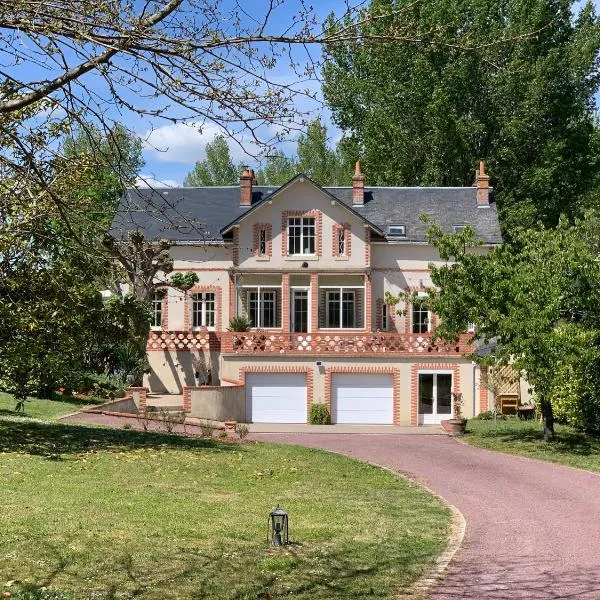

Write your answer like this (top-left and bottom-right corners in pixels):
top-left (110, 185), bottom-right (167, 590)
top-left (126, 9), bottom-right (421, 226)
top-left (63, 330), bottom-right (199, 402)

top-left (454, 225), bottom-right (466, 233)
top-left (388, 225), bottom-right (406, 237)
top-left (288, 217), bottom-right (315, 255)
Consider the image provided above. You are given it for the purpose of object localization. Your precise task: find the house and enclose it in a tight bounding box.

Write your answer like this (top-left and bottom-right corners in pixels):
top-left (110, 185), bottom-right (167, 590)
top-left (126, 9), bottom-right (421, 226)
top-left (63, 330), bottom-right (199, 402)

top-left (115, 162), bottom-right (501, 425)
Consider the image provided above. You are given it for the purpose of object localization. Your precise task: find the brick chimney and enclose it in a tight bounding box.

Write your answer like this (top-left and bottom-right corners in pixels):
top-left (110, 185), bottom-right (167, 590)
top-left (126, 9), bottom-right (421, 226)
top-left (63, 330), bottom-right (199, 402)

top-left (475, 161), bottom-right (490, 206)
top-left (240, 167), bottom-right (253, 206)
top-left (352, 161), bottom-right (365, 206)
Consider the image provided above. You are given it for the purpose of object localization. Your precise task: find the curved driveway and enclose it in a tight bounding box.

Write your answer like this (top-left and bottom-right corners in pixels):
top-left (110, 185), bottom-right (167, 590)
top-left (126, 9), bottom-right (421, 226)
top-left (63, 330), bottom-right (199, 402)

top-left (253, 433), bottom-right (600, 599)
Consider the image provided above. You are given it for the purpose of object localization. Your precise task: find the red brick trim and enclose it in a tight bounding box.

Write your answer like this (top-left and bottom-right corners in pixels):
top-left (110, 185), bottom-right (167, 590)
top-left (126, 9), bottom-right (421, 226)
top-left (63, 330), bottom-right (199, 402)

top-left (253, 222), bottom-right (273, 257)
top-left (332, 223), bottom-right (351, 257)
top-left (310, 272), bottom-right (318, 332)
top-left (365, 274), bottom-right (372, 331)
top-left (183, 285), bottom-right (223, 332)
top-left (364, 225), bottom-right (371, 267)
top-left (239, 366), bottom-right (314, 423)
top-left (228, 273), bottom-right (235, 326)
top-left (410, 363), bottom-right (461, 426)
top-left (126, 386), bottom-right (148, 411)
top-left (232, 226), bottom-right (240, 266)
top-left (161, 291), bottom-right (168, 331)
top-left (281, 272), bottom-right (290, 333)
top-left (325, 367), bottom-right (400, 425)
top-left (281, 210), bottom-right (322, 257)
top-left (182, 387), bottom-right (191, 412)
top-left (479, 366), bottom-right (489, 412)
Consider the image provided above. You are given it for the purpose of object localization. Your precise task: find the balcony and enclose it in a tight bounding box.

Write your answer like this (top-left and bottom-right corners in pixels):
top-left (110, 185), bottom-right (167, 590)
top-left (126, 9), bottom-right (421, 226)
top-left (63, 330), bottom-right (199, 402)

top-left (221, 331), bottom-right (472, 356)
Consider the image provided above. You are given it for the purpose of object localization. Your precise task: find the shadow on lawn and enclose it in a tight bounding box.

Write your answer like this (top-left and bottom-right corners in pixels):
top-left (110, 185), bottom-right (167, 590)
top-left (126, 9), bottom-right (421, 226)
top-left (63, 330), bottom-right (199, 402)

top-left (0, 418), bottom-right (240, 457)
top-left (19, 542), bottom-right (427, 600)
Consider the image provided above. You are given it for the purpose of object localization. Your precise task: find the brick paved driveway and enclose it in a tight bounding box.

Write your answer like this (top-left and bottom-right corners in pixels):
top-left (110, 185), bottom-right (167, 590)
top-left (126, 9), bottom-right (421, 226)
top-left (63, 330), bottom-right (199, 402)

top-left (253, 433), bottom-right (600, 599)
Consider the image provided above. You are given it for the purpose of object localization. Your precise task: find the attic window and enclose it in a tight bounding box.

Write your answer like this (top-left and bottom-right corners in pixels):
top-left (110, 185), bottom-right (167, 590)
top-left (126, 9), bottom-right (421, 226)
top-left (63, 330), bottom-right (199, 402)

top-left (388, 225), bottom-right (406, 237)
top-left (453, 225), bottom-right (466, 233)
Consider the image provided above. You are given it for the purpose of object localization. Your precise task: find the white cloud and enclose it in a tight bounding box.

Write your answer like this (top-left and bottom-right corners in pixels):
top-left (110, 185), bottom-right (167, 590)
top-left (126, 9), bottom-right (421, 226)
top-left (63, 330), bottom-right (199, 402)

top-left (141, 122), bottom-right (272, 166)
top-left (135, 174), bottom-right (180, 188)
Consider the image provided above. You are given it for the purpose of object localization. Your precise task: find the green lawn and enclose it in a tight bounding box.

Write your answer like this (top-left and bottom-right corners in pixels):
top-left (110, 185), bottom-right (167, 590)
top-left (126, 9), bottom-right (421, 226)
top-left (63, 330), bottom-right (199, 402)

top-left (0, 418), bottom-right (450, 599)
top-left (466, 418), bottom-right (600, 472)
top-left (0, 393), bottom-right (102, 422)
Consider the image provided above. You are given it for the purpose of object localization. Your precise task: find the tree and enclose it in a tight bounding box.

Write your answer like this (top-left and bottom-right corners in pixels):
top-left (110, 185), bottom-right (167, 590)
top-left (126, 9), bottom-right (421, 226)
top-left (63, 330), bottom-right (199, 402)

top-left (183, 135), bottom-right (239, 186)
top-left (297, 119), bottom-right (340, 185)
top-left (323, 0), bottom-right (600, 232)
top-left (261, 151), bottom-right (299, 186)
top-left (386, 215), bottom-right (600, 441)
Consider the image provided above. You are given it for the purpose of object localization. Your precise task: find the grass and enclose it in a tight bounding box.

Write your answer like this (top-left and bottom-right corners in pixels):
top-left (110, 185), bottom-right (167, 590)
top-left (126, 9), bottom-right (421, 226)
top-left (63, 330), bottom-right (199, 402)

top-left (0, 393), bottom-right (103, 422)
top-left (0, 418), bottom-right (451, 599)
top-left (465, 417), bottom-right (600, 472)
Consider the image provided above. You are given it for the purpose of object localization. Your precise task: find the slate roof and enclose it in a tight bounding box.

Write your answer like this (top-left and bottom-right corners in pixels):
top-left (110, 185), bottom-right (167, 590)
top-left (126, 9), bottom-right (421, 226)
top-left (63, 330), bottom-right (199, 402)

top-left (112, 176), bottom-right (502, 244)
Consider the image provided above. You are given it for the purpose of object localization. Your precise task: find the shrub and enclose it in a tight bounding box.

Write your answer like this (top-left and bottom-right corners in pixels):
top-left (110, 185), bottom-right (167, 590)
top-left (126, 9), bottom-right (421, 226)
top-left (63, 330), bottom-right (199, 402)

top-left (228, 316), bottom-right (253, 332)
top-left (310, 403), bottom-right (330, 425)
top-left (234, 423), bottom-right (249, 441)
top-left (550, 358), bottom-right (600, 433)
top-left (199, 420), bottom-right (214, 437)
top-left (476, 410), bottom-right (495, 420)
top-left (82, 373), bottom-right (126, 399)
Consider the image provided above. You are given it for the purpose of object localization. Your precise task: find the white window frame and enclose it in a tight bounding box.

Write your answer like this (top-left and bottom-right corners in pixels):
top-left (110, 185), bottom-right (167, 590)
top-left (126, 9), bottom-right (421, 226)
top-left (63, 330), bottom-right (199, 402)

top-left (388, 225), bottom-right (406, 237)
top-left (467, 322), bottom-right (476, 333)
top-left (247, 288), bottom-right (278, 328)
top-left (290, 286), bottom-right (310, 332)
top-left (287, 216), bottom-right (316, 255)
top-left (191, 292), bottom-right (215, 329)
top-left (325, 289), bottom-right (357, 329)
top-left (411, 303), bottom-right (430, 334)
top-left (150, 293), bottom-right (163, 330)
top-left (418, 370), bottom-right (454, 424)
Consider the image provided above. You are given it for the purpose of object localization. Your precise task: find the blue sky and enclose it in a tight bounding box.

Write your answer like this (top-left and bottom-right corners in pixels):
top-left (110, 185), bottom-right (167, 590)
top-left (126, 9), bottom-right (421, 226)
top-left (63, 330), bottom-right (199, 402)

top-left (128, 0), bottom-right (597, 186)
top-left (137, 0), bottom-right (349, 187)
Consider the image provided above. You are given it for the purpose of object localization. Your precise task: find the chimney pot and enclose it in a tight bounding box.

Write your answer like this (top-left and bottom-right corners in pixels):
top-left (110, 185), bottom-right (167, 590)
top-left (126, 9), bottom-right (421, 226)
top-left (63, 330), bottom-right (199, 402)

top-left (352, 161), bottom-right (365, 206)
top-left (240, 168), bottom-right (253, 206)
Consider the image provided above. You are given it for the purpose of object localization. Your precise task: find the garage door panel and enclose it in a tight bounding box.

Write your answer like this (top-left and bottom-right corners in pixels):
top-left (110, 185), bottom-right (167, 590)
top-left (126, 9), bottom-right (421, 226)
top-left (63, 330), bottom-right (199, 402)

top-left (246, 374), bottom-right (307, 423)
top-left (332, 373), bottom-right (394, 424)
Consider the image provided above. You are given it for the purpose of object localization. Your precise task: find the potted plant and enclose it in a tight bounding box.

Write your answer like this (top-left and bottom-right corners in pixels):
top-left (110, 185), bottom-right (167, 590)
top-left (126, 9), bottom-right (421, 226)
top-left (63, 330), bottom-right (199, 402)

top-left (444, 392), bottom-right (467, 435)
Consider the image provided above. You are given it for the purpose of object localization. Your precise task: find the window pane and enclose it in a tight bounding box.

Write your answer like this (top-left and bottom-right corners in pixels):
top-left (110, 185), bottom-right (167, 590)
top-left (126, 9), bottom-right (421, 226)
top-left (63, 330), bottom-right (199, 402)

top-left (262, 291), bottom-right (275, 328)
top-left (437, 374), bottom-right (452, 414)
top-left (303, 218), bottom-right (315, 254)
top-left (192, 293), bottom-right (202, 327)
top-left (338, 229), bottom-right (345, 255)
top-left (412, 305), bottom-right (428, 334)
top-left (381, 303), bottom-right (388, 330)
top-left (419, 374), bottom-right (434, 414)
top-left (248, 291), bottom-right (259, 327)
top-left (327, 292), bottom-right (340, 327)
top-left (342, 291), bottom-right (355, 328)
top-left (205, 293), bottom-right (215, 327)
top-left (151, 293), bottom-right (162, 328)
top-left (259, 229), bottom-right (266, 255)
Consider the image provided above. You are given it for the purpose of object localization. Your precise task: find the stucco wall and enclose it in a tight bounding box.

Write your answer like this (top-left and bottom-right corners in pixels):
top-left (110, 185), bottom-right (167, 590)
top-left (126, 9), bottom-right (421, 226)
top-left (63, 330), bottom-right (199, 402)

top-left (236, 179), bottom-right (369, 270)
top-left (220, 355), bottom-right (477, 425)
top-left (146, 350), bottom-right (221, 394)
top-left (187, 385), bottom-right (245, 421)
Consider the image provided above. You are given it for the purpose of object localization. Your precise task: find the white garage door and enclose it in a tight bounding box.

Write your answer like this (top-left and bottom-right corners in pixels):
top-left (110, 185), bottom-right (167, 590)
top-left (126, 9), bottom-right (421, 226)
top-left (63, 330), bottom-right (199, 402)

top-left (332, 374), bottom-right (394, 424)
top-left (246, 374), bottom-right (307, 423)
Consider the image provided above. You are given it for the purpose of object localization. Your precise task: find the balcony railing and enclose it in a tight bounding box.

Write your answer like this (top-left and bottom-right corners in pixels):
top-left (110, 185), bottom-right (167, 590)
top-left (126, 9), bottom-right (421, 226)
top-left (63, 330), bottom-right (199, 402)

top-left (221, 331), bottom-right (472, 356)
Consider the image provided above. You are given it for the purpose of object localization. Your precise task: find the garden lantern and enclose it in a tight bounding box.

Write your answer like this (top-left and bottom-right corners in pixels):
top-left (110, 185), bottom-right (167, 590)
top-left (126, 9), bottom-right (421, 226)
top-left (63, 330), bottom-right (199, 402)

top-left (268, 505), bottom-right (289, 546)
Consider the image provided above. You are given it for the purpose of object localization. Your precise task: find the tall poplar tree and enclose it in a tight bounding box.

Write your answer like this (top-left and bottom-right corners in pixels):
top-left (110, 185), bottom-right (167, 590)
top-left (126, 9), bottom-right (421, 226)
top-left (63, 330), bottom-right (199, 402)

top-left (323, 0), bottom-right (600, 232)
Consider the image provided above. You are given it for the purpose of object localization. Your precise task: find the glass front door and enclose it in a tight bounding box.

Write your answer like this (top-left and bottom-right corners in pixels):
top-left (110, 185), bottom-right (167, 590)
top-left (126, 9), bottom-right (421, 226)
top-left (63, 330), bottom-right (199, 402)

top-left (418, 373), bottom-right (453, 424)
top-left (291, 289), bottom-right (309, 332)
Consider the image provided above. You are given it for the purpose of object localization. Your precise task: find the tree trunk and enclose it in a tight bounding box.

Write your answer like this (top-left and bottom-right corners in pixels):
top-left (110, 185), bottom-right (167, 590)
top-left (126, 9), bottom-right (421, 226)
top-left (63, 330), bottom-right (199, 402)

top-left (540, 395), bottom-right (555, 441)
